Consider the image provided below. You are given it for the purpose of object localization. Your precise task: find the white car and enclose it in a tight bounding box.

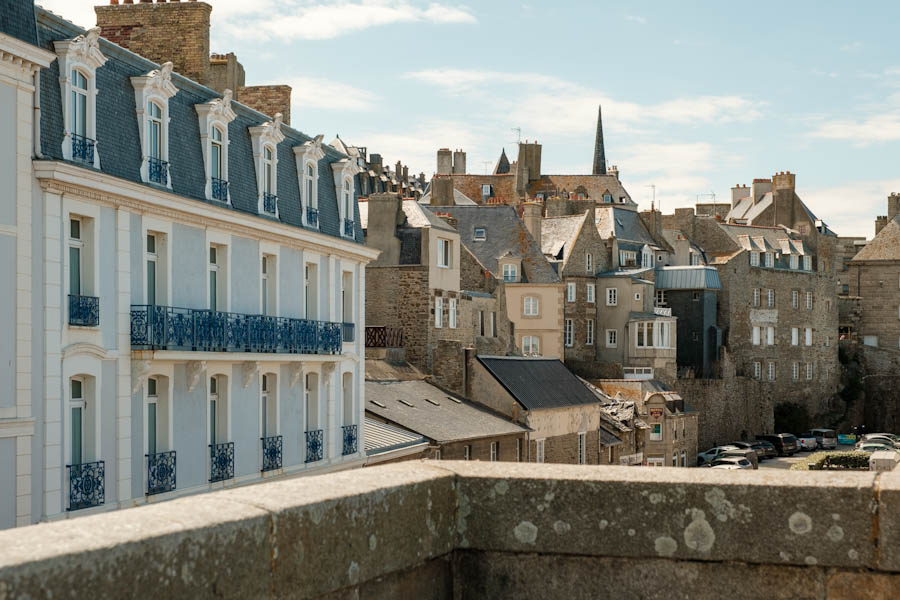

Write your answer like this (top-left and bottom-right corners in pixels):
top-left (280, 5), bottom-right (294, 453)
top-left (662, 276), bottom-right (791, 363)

top-left (797, 433), bottom-right (818, 451)
top-left (697, 445), bottom-right (742, 465)
top-left (858, 443), bottom-right (898, 454)
top-left (710, 457), bottom-right (753, 470)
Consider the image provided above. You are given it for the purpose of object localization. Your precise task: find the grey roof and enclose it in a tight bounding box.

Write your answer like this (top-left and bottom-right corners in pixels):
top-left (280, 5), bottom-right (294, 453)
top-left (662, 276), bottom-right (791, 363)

top-left (418, 187), bottom-right (478, 206)
top-left (655, 266), bottom-right (722, 290)
top-left (365, 380), bottom-right (528, 443)
top-left (541, 214), bottom-right (586, 260)
top-left (598, 428), bottom-right (623, 446)
top-left (364, 416), bottom-right (429, 456)
top-left (1, 0), bottom-right (38, 46)
top-left (596, 268), bottom-right (654, 279)
top-left (852, 216), bottom-right (900, 261)
top-left (359, 199), bottom-right (456, 232)
top-left (595, 206), bottom-right (659, 247)
top-left (434, 206), bottom-right (560, 283)
top-left (477, 356), bottom-right (606, 410)
top-left (494, 148), bottom-right (511, 174)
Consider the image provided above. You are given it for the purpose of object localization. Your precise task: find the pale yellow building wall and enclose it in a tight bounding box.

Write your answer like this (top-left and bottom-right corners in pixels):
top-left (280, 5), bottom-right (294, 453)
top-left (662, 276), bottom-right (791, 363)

top-left (505, 283), bottom-right (564, 358)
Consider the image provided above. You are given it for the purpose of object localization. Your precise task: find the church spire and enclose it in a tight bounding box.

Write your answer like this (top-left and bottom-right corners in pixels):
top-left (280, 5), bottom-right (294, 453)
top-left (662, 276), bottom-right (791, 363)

top-left (592, 104), bottom-right (607, 176)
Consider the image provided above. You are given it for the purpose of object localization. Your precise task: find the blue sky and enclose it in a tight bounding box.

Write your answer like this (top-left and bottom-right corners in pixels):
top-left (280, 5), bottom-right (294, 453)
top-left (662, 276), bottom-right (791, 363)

top-left (42, 0), bottom-right (900, 238)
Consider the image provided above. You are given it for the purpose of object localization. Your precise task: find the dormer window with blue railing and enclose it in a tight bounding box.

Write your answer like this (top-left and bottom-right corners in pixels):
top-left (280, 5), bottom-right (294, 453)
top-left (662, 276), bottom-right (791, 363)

top-left (250, 113), bottom-right (284, 217)
top-left (132, 62), bottom-right (177, 189)
top-left (55, 28), bottom-right (107, 169)
top-left (196, 90), bottom-right (236, 204)
top-left (295, 136), bottom-right (325, 228)
top-left (332, 159), bottom-right (361, 238)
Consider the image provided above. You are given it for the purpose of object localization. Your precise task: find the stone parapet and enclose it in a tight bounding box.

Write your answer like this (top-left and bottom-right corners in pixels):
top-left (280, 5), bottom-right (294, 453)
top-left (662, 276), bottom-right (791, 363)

top-left (1, 462), bottom-right (899, 598)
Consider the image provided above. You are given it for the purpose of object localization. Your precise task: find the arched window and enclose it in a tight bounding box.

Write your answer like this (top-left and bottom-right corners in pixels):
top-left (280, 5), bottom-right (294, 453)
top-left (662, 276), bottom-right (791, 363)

top-left (70, 377), bottom-right (85, 465)
top-left (306, 163), bottom-right (315, 206)
top-left (148, 101), bottom-right (162, 159)
top-left (264, 147), bottom-right (274, 195)
top-left (211, 127), bottom-right (223, 181)
top-left (342, 372), bottom-right (353, 426)
top-left (71, 69), bottom-right (88, 138)
top-left (343, 177), bottom-right (352, 218)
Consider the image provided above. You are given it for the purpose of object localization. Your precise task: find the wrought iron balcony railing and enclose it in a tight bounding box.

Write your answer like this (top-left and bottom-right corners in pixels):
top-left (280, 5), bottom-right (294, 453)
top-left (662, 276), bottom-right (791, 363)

top-left (342, 424), bottom-right (358, 456)
top-left (130, 305), bottom-right (343, 355)
top-left (364, 326), bottom-right (404, 348)
top-left (67, 460), bottom-right (104, 511)
top-left (148, 157), bottom-right (169, 186)
top-left (209, 442), bottom-right (234, 483)
top-left (305, 429), bottom-right (323, 463)
top-left (71, 133), bottom-right (95, 165)
top-left (343, 218), bottom-right (354, 237)
top-left (211, 177), bottom-right (229, 202)
top-left (263, 193), bottom-right (277, 215)
top-left (306, 206), bottom-right (319, 227)
top-left (146, 450), bottom-right (176, 495)
top-left (261, 435), bottom-right (283, 472)
top-left (69, 294), bottom-right (100, 327)
top-left (342, 323), bottom-right (355, 343)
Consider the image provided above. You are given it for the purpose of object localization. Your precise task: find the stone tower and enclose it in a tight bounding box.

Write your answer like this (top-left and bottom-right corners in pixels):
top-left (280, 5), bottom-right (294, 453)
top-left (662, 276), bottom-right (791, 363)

top-left (592, 104), bottom-right (606, 176)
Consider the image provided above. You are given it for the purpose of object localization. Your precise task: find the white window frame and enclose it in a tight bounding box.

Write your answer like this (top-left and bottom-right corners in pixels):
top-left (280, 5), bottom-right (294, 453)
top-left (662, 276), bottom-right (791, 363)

top-left (260, 372), bottom-right (280, 441)
top-left (586, 319), bottom-right (594, 346)
top-left (490, 441), bottom-right (498, 462)
top-left (750, 252), bottom-right (760, 267)
top-left (437, 239), bottom-right (451, 268)
top-left (803, 255), bottom-right (811, 271)
top-left (753, 361), bottom-right (761, 380)
top-left (655, 290), bottom-right (667, 307)
top-left (196, 90), bottom-right (237, 202)
top-left (752, 288), bottom-right (760, 307)
top-left (790, 255), bottom-right (799, 270)
top-left (768, 362), bottom-right (776, 381)
top-left (767, 326), bottom-right (775, 346)
top-left (434, 297), bottom-right (443, 328)
top-left (449, 298), bottom-right (457, 329)
top-left (806, 292), bottom-right (813, 310)
top-left (522, 335), bottom-right (540, 356)
top-left (805, 327), bottom-right (813, 346)
top-left (564, 319), bottom-right (574, 347)
top-left (249, 113), bottom-right (285, 216)
top-left (792, 362), bottom-right (799, 381)
top-left (577, 432), bottom-right (586, 465)
top-left (464, 445), bottom-right (471, 460)
top-left (606, 287), bottom-right (618, 306)
top-left (806, 363), bottom-right (814, 380)
top-left (606, 329), bottom-right (617, 348)
top-left (767, 289), bottom-right (775, 307)
top-left (502, 263), bottom-right (518, 282)
top-left (55, 28), bottom-right (107, 168)
top-left (567, 282), bottom-right (576, 302)
top-left (131, 61), bottom-right (177, 188)
top-left (524, 296), bottom-right (540, 317)
top-left (473, 227), bottom-right (487, 241)
top-left (792, 291), bottom-right (799, 309)
top-left (752, 326), bottom-right (761, 346)
top-left (791, 327), bottom-right (799, 346)
top-left (332, 158), bottom-right (362, 237)
top-left (536, 439), bottom-right (545, 463)
top-left (765, 252), bottom-right (774, 268)
top-left (294, 136), bottom-right (325, 227)
top-left (586, 284), bottom-right (595, 304)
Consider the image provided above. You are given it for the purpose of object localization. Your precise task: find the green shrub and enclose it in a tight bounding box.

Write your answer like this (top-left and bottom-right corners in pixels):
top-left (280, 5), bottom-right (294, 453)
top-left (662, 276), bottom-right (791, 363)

top-left (791, 451), bottom-right (871, 471)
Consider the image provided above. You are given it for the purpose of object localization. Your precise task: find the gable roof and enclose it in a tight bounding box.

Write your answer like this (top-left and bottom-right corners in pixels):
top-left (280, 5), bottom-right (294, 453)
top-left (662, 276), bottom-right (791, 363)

top-left (541, 213), bottom-right (586, 261)
top-left (477, 356), bottom-right (607, 410)
top-left (417, 187), bottom-right (478, 206)
top-left (494, 148), bottom-right (511, 174)
top-left (434, 206), bottom-right (560, 283)
top-left (364, 417), bottom-right (429, 456)
top-left (528, 174), bottom-right (633, 205)
top-left (595, 206), bottom-right (660, 248)
top-left (359, 199), bottom-right (456, 232)
top-left (365, 380), bottom-right (527, 443)
top-left (852, 216), bottom-right (900, 261)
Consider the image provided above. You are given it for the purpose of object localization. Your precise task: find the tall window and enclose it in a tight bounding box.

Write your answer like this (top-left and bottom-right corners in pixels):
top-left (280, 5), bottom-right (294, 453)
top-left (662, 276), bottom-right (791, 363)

top-left (209, 376), bottom-right (219, 445)
top-left (70, 378), bottom-right (84, 465)
top-left (148, 101), bottom-right (162, 160)
top-left (765, 252), bottom-right (774, 268)
top-left (437, 239), bottom-right (451, 268)
top-left (655, 290), bottom-right (667, 307)
top-left (449, 298), bottom-right (457, 329)
top-left (792, 291), bottom-right (799, 309)
top-left (305, 373), bottom-right (319, 431)
top-left (305, 163), bottom-right (317, 215)
top-left (490, 442), bottom-right (498, 462)
top-left (146, 233), bottom-right (157, 305)
top-left (343, 178), bottom-right (352, 222)
top-left (806, 292), bottom-right (813, 310)
top-left (567, 283), bottom-right (576, 302)
top-left (606, 329), bottom-right (617, 348)
top-left (606, 288), bottom-right (617, 306)
top-left (650, 423), bottom-right (662, 441)
top-left (434, 297), bottom-right (443, 328)
top-left (806, 363), bottom-right (813, 380)
top-left (209, 246), bottom-right (219, 311)
top-left (264, 147), bottom-right (274, 195)
top-left (69, 218), bottom-right (83, 297)
top-left (261, 256), bottom-right (269, 316)
top-left (522, 336), bottom-right (540, 355)
top-left (586, 253), bottom-right (593, 272)
top-left (305, 263), bottom-right (318, 320)
top-left (752, 326), bottom-right (761, 345)
top-left (587, 284), bottom-right (595, 304)
top-left (577, 432), bottom-right (586, 465)
top-left (767, 289), bottom-right (775, 307)
top-left (753, 362), bottom-right (761, 380)
top-left (750, 252), bottom-right (760, 267)
top-left (790, 255), bottom-right (799, 270)
top-left (752, 288), bottom-right (760, 307)
top-left (792, 362), bottom-right (799, 381)
top-left (464, 445), bottom-right (471, 460)
top-left (147, 377), bottom-right (158, 455)
top-left (261, 374), bottom-right (278, 440)
top-left (564, 319), bottom-right (574, 347)
top-left (766, 326), bottom-right (775, 346)
top-left (803, 255), bottom-right (811, 271)
top-left (586, 320), bottom-right (594, 345)
top-left (524, 296), bottom-right (539, 316)
top-left (211, 127), bottom-right (224, 180)
top-left (791, 327), bottom-right (799, 346)
top-left (536, 439), bottom-right (545, 463)
top-left (805, 327), bottom-right (812, 346)
top-left (768, 362), bottom-right (776, 381)
top-left (502, 263), bottom-right (517, 282)
top-left (71, 69), bottom-right (88, 138)
top-left (489, 312), bottom-right (496, 337)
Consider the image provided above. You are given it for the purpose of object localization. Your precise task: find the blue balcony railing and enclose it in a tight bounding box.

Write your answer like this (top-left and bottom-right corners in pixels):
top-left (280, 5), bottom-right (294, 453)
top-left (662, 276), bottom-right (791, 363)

top-left (71, 133), bottom-right (95, 165)
top-left (306, 206), bottom-right (319, 227)
top-left (263, 193), bottom-right (277, 215)
top-left (343, 218), bottom-right (354, 237)
top-left (69, 294), bottom-right (100, 327)
top-left (130, 305), bottom-right (343, 355)
top-left (261, 435), bottom-right (283, 472)
top-left (305, 429), bottom-right (323, 463)
top-left (67, 461), bottom-right (104, 511)
top-left (212, 177), bottom-right (229, 202)
top-left (149, 157), bottom-right (169, 186)
top-left (342, 323), bottom-right (355, 343)
top-left (342, 424), bottom-right (358, 456)
top-left (146, 451), bottom-right (176, 496)
top-left (209, 442), bottom-right (234, 483)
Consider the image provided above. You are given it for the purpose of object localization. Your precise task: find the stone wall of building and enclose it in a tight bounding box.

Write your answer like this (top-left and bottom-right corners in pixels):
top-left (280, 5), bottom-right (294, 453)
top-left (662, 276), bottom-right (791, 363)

top-left (365, 265), bottom-right (430, 369)
top-left (438, 434), bottom-right (526, 462)
top-left (847, 261), bottom-right (900, 351)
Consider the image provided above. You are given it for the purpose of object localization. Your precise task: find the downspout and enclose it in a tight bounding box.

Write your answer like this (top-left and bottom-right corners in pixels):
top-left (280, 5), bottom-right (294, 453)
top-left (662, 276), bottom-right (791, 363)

top-left (33, 70), bottom-right (43, 158)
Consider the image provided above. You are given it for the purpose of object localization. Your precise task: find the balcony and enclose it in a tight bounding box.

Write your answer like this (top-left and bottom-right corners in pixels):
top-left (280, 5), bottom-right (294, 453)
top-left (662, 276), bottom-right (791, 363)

top-left (209, 442), bottom-right (234, 483)
top-left (211, 177), bottom-right (229, 202)
top-left (342, 323), bottom-right (355, 343)
top-left (71, 133), bottom-right (95, 165)
top-left (146, 451), bottom-right (176, 496)
top-left (148, 157), bottom-right (169, 186)
top-left (66, 460), bottom-right (104, 511)
top-left (130, 305), bottom-right (343, 355)
top-left (306, 206), bottom-right (319, 227)
top-left (342, 424), bottom-right (358, 456)
top-left (69, 294), bottom-right (100, 327)
top-left (261, 435), bottom-right (283, 472)
top-left (305, 429), bottom-right (323, 463)
top-left (364, 326), bottom-right (403, 348)
top-left (262, 193), bottom-right (277, 215)
top-left (343, 218), bottom-right (354, 237)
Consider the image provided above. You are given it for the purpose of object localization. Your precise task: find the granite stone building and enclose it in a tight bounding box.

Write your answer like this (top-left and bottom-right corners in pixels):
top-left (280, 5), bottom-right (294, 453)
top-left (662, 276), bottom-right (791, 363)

top-left (0, 2), bottom-right (376, 528)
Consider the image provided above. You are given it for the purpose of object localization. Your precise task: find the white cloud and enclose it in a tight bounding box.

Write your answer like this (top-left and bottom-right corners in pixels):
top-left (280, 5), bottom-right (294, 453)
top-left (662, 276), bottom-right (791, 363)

top-left (280, 76), bottom-right (379, 111)
top-left (803, 179), bottom-right (900, 238)
top-left (625, 15), bottom-right (648, 25)
top-left (36, 0), bottom-right (96, 28)
top-left (809, 113), bottom-right (900, 143)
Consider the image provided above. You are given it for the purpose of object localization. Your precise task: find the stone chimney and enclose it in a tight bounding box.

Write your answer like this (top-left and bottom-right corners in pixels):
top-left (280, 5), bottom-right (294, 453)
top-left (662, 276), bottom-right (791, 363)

top-left (208, 52), bottom-right (245, 95)
top-left (402, 166), bottom-right (409, 183)
top-left (751, 178), bottom-right (772, 205)
top-left (237, 85), bottom-right (292, 125)
top-left (395, 161), bottom-right (402, 180)
top-left (452, 149), bottom-right (466, 175)
top-left (431, 175), bottom-right (454, 207)
top-left (876, 215), bottom-right (888, 236)
top-left (370, 153), bottom-right (383, 175)
top-left (517, 141), bottom-right (542, 182)
top-left (607, 165), bottom-right (619, 180)
top-left (731, 184), bottom-right (749, 206)
top-left (366, 193), bottom-right (404, 267)
top-left (772, 171), bottom-right (796, 193)
top-left (671, 231), bottom-right (690, 266)
top-left (522, 202), bottom-right (542, 247)
top-left (96, 0), bottom-right (212, 85)
top-left (437, 149), bottom-right (452, 176)
top-left (889, 192), bottom-right (900, 222)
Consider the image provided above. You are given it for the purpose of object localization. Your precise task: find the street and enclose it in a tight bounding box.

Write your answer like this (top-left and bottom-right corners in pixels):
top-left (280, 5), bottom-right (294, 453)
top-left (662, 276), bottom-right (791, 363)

top-left (756, 444), bottom-right (857, 470)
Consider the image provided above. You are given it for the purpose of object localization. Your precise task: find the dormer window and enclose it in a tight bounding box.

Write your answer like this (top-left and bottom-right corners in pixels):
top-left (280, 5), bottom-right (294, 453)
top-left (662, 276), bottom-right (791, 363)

top-left (196, 90), bottom-right (237, 203)
top-left (294, 136), bottom-right (326, 228)
top-left (502, 263), bottom-right (518, 282)
top-left (132, 62), bottom-right (177, 188)
top-left (332, 158), bottom-right (362, 238)
top-left (474, 227), bottom-right (486, 241)
top-left (55, 28), bottom-right (107, 169)
top-left (249, 113), bottom-right (284, 216)
top-left (603, 193), bottom-right (612, 203)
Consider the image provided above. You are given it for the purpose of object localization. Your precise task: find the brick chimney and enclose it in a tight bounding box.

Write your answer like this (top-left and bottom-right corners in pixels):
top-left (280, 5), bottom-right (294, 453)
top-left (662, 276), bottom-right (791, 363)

top-left (431, 175), bottom-right (454, 206)
top-left (96, 0), bottom-right (212, 85)
top-left (236, 85), bottom-right (292, 125)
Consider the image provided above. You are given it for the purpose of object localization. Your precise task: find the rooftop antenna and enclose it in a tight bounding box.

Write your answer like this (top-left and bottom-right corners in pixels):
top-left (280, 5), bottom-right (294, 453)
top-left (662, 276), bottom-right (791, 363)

top-left (511, 127), bottom-right (522, 144)
top-left (646, 184), bottom-right (657, 212)
top-left (482, 160), bottom-right (492, 175)
top-left (696, 191), bottom-right (716, 205)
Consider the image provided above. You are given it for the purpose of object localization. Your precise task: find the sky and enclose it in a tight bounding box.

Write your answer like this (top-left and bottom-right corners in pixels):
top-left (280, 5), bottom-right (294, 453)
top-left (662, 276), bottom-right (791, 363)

top-left (39, 0), bottom-right (900, 238)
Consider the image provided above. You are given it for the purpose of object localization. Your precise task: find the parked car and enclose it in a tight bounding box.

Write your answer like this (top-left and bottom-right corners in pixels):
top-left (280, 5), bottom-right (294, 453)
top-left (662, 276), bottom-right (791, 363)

top-left (697, 445), bottom-right (742, 466)
top-left (751, 440), bottom-right (776, 460)
top-left (797, 432), bottom-right (818, 451)
top-left (710, 457), bottom-right (754, 470)
top-left (756, 434), bottom-right (800, 456)
top-left (856, 437), bottom-right (900, 450)
top-left (810, 428), bottom-right (838, 449)
top-left (722, 448), bottom-right (758, 469)
top-left (857, 443), bottom-right (899, 454)
top-left (862, 433), bottom-right (900, 445)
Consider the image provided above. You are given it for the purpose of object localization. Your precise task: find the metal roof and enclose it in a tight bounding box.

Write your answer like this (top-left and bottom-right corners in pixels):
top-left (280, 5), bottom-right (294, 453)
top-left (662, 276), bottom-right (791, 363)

top-left (364, 416), bottom-right (428, 456)
top-left (654, 266), bottom-right (722, 290)
top-left (477, 356), bottom-right (606, 410)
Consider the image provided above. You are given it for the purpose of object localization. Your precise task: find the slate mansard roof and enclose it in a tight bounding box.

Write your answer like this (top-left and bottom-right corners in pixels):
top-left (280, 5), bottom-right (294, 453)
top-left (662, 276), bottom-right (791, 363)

top-left (34, 9), bottom-right (363, 244)
top-left (1, 0), bottom-right (39, 46)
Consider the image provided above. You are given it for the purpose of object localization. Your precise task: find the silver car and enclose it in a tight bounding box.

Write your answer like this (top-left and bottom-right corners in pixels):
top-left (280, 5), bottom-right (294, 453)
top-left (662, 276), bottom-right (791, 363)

top-left (710, 457), bottom-right (753, 470)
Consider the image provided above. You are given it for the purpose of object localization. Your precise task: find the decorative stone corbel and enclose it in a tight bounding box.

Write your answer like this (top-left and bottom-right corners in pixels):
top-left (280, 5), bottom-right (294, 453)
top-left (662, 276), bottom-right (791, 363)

top-left (242, 361), bottom-right (260, 389)
top-left (186, 360), bottom-right (206, 393)
top-left (289, 363), bottom-right (305, 388)
top-left (131, 360), bottom-right (152, 395)
top-left (322, 362), bottom-right (337, 379)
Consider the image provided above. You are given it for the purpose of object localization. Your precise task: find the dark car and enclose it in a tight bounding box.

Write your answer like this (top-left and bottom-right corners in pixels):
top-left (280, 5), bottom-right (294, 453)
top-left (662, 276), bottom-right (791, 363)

top-left (756, 434), bottom-right (800, 456)
top-left (749, 440), bottom-right (776, 460)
